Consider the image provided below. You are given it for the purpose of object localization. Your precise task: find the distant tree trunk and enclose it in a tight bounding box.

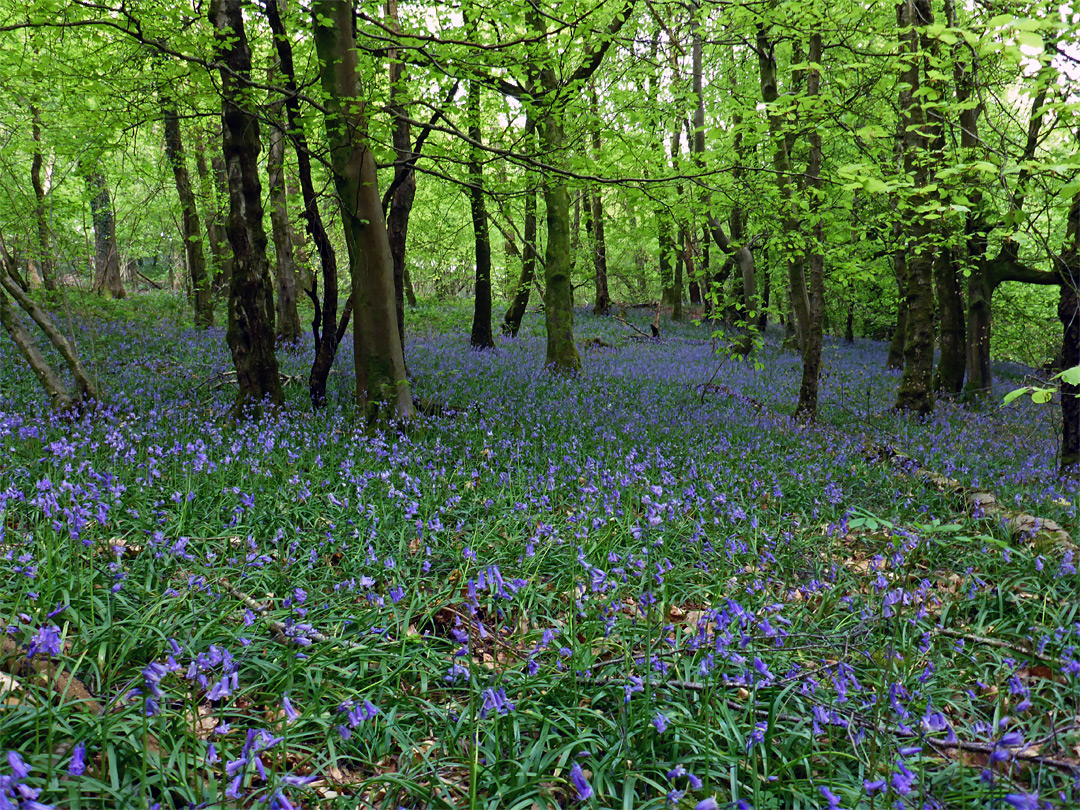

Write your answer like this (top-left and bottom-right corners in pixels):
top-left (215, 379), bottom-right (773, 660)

top-left (209, 153), bottom-right (233, 293)
top-left (266, 42), bottom-right (302, 344)
top-left (503, 124), bottom-right (537, 337)
top-left (589, 90), bottom-right (610, 316)
top-left (466, 79), bottom-right (494, 350)
top-left (209, 0), bottom-right (283, 417)
top-left (193, 130), bottom-right (232, 297)
top-left (658, 213), bottom-right (675, 307)
top-left (795, 32), bottom-right (825, 420)
top-left (314, 0), bottom-right (413, 417)
top-left (29, 106), bottom-right (56, 291)
top-left (86, 170), bottom-right (124, 299)
top-left (758, 255), bottom-right (770, 331)
top-left (844, 300), bottom-right (855, 344)
top-left (162, 98), bottom-right (213, 328)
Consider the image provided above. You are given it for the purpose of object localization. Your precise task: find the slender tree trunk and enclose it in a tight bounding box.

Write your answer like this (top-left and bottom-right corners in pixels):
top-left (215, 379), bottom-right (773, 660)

top-left (266, 41), bottom-right (302, 344)
top-left (386, 0), bottom-right (415, 350)
top-left (209, 153), bottom-right (233, 293)
top-left (263, 0), bottom-right (343, 408)
top-left (795, 32), bottom-right (825, 420)
top-left (209, 0), bottom-right (283, 417)
top-left (1058, 185), bottom-right (1079, 475)
top-left (162, 98), bottom-right (213, 328)
top-left (589, 90), bottom-right (610, 316)
top-left (845, 301), bottom-right (855, 344)
top-left (0, 287), bottom-right (69, 409)
top-left (467, 79), bottom-right (494, 349)
top-left (29, 106), bottom-right (56, 291)
top-left (0, 251), bottom-right (98, 404)
top-left (193, 130), bottom-right (232, 297)
top-left (757, 23), bottom-right (808, 350)
top-left (86, 170), bottom-right (125, 299)
top-left (314, 0), bottom-right (413, 417)
top-left (894, 0), bottom-right (936, 415)
top-left (503, 125), bottom-right (538, 337)
top-left (658, 213), bottom-right (675, 307)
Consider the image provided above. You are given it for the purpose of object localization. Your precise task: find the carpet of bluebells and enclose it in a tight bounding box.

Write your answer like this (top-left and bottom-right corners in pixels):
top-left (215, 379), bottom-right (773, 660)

top-left (0, 299), bottom-right (1078, 810)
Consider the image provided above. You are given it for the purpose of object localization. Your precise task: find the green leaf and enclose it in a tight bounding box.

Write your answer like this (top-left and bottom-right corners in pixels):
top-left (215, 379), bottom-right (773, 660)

top-left (1056, 365), bottom-right (1080, 386)
top-left (1003, 387), bottom-right (1030, 405)
top-left (1031, 389), bottom-right (1053, 404)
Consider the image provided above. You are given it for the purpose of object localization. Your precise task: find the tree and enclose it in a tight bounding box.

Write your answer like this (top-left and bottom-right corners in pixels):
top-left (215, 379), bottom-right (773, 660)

top-left (313, 0), bottom-right (413, 418)
top-left (161, 91), bottom-right (213, 328)
top-left (85, 167), bottom-right (125, 299)
top-left (466, 77), bottom-right (494, 349)
top-left (210, 0), bottom-right (283, 416)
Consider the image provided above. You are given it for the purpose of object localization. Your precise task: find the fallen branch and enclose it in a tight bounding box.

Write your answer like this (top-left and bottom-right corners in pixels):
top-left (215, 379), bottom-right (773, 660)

top-left (936, 627), bottom-right (1072, 670)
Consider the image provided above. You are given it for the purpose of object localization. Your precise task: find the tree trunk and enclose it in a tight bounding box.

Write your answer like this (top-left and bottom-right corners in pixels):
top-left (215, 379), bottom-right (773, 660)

top-left (263, 0), bottom-right (343, 408)
top-left (933, 246), bottom-right (965, 393)
top-left (757, 23), bottom-right (808, 351)
top-left (467, 79), bottom-right (494, 350)
top-left (314, 0), bottom-right (413, 418)
top-left (893, 0), bottom-right (936, 415)
top-left (0, 251), bottom-right (98, 404)
top-left (162, 98), bottom-right (213, 328)
top-left (29, 106), bottom-right (56, 291)
top-left (0, 287), bottom-right (70, 409)
top-left (795, 32), bottom-right (825, 420)
top-left (86, 170), bottom-right (125, 299)
top-left (589, 91), bottom-right (610, 317)
top-left (886, 219), bottom-right (908, 370)
top-left (193, 129), bottom-right (232, 298)
top-left (658, 212), bottom-right (675, 307)
top-left (845, 300), bottom-right (855, 344)
top-left (1058, 186), bottom-right (1079, 476)
top-left (209, 0), bottom-right (283, 417)
top-left (503, 122), bottom-right (537, 338)
top-left (266, 46), bottom-right (302, 344)
top-left (386, 0), bottom-right (415, 350)
top-left (537, 107), bottom-right (581, 372)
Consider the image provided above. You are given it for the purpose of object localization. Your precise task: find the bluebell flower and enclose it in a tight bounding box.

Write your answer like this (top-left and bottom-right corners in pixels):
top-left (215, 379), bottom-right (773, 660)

top-left (569, 763), bottom-right (592, 801)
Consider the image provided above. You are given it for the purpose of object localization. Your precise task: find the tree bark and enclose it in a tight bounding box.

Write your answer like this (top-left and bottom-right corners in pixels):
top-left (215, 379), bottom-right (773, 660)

top-left (589, 91), bottom-right (610, 317)
top-left (503, 120), bottom-right (538, 338)
top-left (795, 32), bottom-right (825, 420)
top-left (0, 287), bottom-right (69, 409)
top-left (894, 0), bottom-right (936, 416)
top-left (314, 0), bottom-right (413, 418)
top-left (266, 33), bottom-right (302, 344)
top-left (933, 246), bottom-right (966, 393)
top-left (1057, 182), bottom-right (1079, 476)
top-left (162, 97), bottom-right (213, 328)
top-left (467, 78), bottom-right (494, 349)
top-left (537, 107), bottom-right (582, 372)
top-left (386, 0), bottom-right (415, 349)
top-left (29, 106), bottom-right (56, 291)
top-left (0, 250), bottom-right (99, 404)
top-left (210, 0), bottom-right (283, 417)
top-left (192, 130), bottom-right (232, 297)
top-left (86, 170), bottom-right (125, 299)
top-left (757, 23), bottom-right (808, 351)
top-left (263, 0), bottom-right (343, 408)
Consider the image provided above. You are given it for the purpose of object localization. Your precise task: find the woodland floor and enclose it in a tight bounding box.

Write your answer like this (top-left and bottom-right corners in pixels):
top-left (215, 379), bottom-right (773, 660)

top-left (0, 297), bottom-right (1078, 810)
